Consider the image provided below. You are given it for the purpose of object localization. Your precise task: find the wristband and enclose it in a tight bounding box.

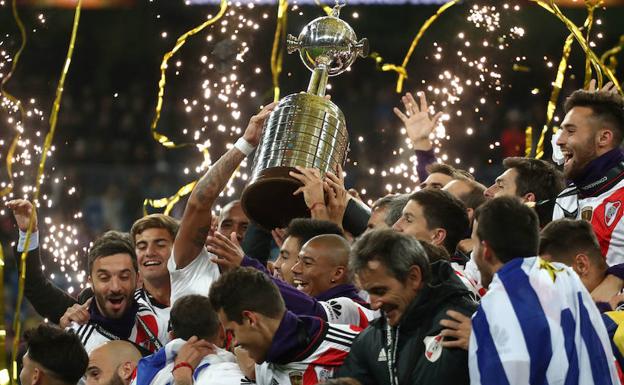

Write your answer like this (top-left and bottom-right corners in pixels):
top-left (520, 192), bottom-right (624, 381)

top-left (309, 202), bottom-right (326, 212)
top-left (234, 137), bottom-right (256, 156)
top-left (172, 362), bottom-right (194, 374)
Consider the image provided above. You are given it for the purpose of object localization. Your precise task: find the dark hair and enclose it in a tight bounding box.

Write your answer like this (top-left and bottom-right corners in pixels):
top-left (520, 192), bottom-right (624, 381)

top-left (87, 231), bottom-right (137, 275)
top-left (564, 89), bottom-right (624, 145)
top-left (130, 214), bottom-right (179, 243)
top-left (420, 241), bottom-right (451, 263)
top-left (426, 163), bottom-right (457, 177)
top-left (474, 196), bottom-right (539, 263)
top-left (209, 267), bottom-right (285, 324)
top-left (408, 189), bottom-right (470, 253)
top-left (286, 218), bottom-right (344, 245)
top-left (384, 194), bottom-right (410, 226)
top-left (24, 323), bottom-right (88, 384)
top-left (502, 157), bottom-right (565, 226)
top-left (170, 295), bottom-right (221, 341)
top-left (539, 219), bottom-right (607, 270)
top-left (350, 229), bottom-right (430, 284)
top-left (453, 178), bottom-right (487, 210)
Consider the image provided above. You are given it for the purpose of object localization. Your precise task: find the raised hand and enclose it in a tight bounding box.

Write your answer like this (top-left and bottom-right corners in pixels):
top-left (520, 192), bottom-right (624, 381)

top-left (289, 166), bottom-right (329, 220)
top-left (6, 199), bottom-right (38, 232)
top-left (587, 79), bottom-right (618, 94)
top-left (324, 164), bottom-right (348, 228)
top-left (60, 297), bottom-right (92, 328)
top-left (242, 101), bottom-right (278, 147)
top-left (393, 91), bottom-right (443, 151)
top-left (208, 231), bottom-right (245, 272)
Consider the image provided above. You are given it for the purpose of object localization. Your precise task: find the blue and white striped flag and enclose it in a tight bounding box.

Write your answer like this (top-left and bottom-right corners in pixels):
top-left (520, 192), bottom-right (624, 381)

top-left (469, 257), bottom-right (620, 385)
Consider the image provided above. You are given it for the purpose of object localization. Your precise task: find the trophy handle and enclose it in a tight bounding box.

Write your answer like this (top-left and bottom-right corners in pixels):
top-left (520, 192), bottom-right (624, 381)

top-left (286, 34), bottom-right (301, 54)
top-left (354, 38), bottom-right (369, 58)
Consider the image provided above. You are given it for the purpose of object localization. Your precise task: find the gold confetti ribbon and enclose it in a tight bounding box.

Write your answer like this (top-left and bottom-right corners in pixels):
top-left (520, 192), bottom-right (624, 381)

top-left (270, 0), bottom-right (289, 102)
top-left (600, 35), bottom-right (624, 74)
top-left (10, 1), bottom-right (82, 382)
top-left (382, 0), bottom-right (460, 93)
top-left (143, 181), bottom-right (197, 216)
top-left (582, 1), bottom-right (600, 88)
top-left (0, 0), bottom-right (28, 199)
top-left (532, 0), bottom-right (621, 94)
top-left (525, 126), bottom-right (533, 157)
top-left (150, 0), bottom-right (228, 149)
top-left (313, 0), bottom-right (333, 16)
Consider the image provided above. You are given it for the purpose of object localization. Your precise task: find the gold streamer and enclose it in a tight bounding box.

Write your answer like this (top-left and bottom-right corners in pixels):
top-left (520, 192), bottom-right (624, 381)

top-left (143, 181), bottom-right (197, 216)
top-left (313, 0), bottom-right (333, 16)
top-left (270, 0), bottom-right (289, 102)
top-left (525, 126), bottom-right (533, 157)
top-left (10, 1), bottom-right (82, 382)
top-left (0, 0), bottom-right (28, 199)
top-left (150, 0), bottom-right (228, 149)
top-left (582, 1), bottom-right (600, 88)
top-left (382, 0), bottom-right (460, 93)
top-left (600, 35), bottom-right (624, 74)
top-left (532, 0), bottom-right (621, 94)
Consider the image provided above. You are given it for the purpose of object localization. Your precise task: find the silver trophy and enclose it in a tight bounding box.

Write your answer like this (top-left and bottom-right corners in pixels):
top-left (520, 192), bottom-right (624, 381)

top-left (241, 4), bottom-right (368, 230)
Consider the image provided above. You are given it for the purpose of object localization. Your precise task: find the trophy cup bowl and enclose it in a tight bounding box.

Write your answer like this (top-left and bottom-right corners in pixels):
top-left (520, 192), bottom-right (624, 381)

top-left (241, 6), bottom-right (367, 230)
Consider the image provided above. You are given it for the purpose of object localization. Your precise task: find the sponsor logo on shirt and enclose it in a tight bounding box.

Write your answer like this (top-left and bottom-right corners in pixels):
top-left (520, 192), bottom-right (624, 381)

top-left (288, 371), bottom-right (303, 385)
top-left (377, 348), bottom-right (387, 362)
top-left (581, 206), bottom-right (594, 222)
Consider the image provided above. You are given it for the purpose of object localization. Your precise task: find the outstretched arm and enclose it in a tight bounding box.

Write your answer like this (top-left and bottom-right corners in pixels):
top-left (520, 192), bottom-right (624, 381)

top-left (173, 102), bottom-right (276, 269)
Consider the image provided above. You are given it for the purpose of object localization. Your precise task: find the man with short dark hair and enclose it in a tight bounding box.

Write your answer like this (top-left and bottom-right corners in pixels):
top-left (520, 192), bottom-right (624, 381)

top-left (217, 200), bottom-right (249, 243)
top-left (554, 85), bottom-right (624, 265)
top-left (469, 197), bottom-right (618, 383)
top-left (135, 295), bottom-right (246, 385)
top-left (209, 267), bottom-right (358, 385)
top-left (484, 157), bottom-right (564, 226)
top-left (393, 189), bottom-right (469, 256)
top-left (85, 341), bottom-right (142, 385)
top-left (337, 229), bottom-right (476, 385)
top-left (20, 323), bottom-right (88, 385)
top-left (366, 195), bottom-right (409, 231)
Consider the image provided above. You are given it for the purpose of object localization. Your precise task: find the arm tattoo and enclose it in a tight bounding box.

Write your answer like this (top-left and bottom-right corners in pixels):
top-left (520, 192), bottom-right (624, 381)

top-left (191, 226), bottom-right (211, 248)
top-left (192, 148), bottom-right (246, 208)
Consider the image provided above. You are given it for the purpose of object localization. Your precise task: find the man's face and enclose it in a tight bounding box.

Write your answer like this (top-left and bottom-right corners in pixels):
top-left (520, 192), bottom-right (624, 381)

top-left (420, 172), bottom-right (454, 190)
top-left (134, 228), bottom-right (173, 284)
top-left (273, 236), bottom-right (300, 285)
top-left (471, 220), bottom-right (493, 288)
top-left (20, 351), bottom-right (36, 385)
top-left (367, 206), bottom-right (389, 231)
top-left (218, 202), bottom-right (249, 243)
top-left (484, 168), bottom-right (519, 199)
top-left (90, 254), bottom-right (137, 319)
top-left (358, 261), bottom-right (420, 327)
top-left (291, 243), bottom-right (340, 297)
top-left (393, 200), bottom-right (435, 243)
top-left (218, 310), bottom-right (271, 364)
top-left (85, 348), bottom-right (125, 385)
top-left (558, 106), bottom-right (600, 180)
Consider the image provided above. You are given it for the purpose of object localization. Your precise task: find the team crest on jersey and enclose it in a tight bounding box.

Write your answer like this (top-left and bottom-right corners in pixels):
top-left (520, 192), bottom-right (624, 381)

top-left (288, 371), bottom-right (303, 385)
top-left (423, 334), bottom-right (443, 362)
top-left (315, 368), bottom-right (333, 382)
top-left (581, 206), bottom-right (594, 222)
top-left (605, 201), bottom-right (621, 227)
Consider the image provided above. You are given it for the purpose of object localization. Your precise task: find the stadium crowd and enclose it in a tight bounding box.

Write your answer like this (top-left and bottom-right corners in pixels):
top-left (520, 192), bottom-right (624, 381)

top-left (7, 80), bottom-right (624, 385)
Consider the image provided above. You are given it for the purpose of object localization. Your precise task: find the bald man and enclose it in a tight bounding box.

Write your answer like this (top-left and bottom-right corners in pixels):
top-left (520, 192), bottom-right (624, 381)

top-left (279, 234), bottom-right (379, 328)
top-left (86, 341), bottom-right (142, 385)
top-left (216, 200), bottom-right (249, 243)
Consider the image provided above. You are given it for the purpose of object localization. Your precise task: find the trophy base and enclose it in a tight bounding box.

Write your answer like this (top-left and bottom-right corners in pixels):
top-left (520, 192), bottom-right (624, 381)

top-left (241, 167), bottom-right (309, 230)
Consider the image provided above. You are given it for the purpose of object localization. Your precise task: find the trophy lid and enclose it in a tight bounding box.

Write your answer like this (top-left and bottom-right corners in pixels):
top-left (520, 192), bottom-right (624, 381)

top-left (286, 4), bottom-right (368, 76)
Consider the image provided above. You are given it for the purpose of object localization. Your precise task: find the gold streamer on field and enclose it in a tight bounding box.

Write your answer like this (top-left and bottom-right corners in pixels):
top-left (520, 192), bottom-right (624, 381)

top-left (10, 1), bottom-right (82, 382)
top-left (381, 0), bottom-right (460, 93)
top-left (0, 0), bottom-right (28, 200)
top-left (270, 0), bottom-right (289, 102)
top-left (525, 126), bottom-right (533, 157)
top-left (601, 35), bottom-right (624, 74)
top-left (143, 180), bottom-right (197, 216)
top-left (532, 0), bottom-right (621, 94)
top-left (150, 0), bottom-right (228, 149)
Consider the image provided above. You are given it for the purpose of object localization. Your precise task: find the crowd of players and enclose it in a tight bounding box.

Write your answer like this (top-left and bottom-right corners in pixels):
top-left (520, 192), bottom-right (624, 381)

top-left (7, 80), bottom-right (624, 385)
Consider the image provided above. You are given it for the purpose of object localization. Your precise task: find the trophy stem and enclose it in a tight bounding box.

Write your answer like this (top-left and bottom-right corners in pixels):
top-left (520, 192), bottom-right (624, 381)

top-left (306, 65), bottom-right (329, 96)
